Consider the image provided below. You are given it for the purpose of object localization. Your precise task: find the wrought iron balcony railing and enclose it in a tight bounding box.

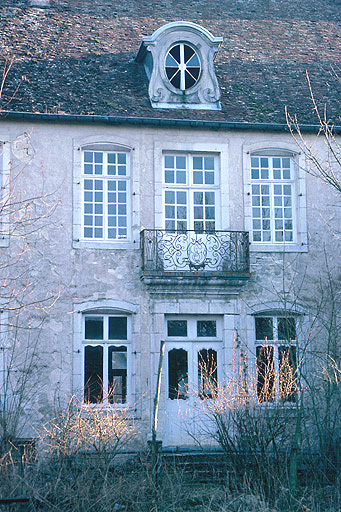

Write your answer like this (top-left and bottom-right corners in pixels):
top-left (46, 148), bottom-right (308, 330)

top-left (141, 229), bottom-right (250, 281)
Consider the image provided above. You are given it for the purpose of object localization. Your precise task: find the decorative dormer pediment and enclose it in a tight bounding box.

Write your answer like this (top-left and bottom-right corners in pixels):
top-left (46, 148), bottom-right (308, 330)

top-left (136, 21), bottom-right (222, 110)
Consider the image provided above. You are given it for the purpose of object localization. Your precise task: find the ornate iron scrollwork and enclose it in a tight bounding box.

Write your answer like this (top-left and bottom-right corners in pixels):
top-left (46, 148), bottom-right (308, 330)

top-left (141, 229), bottom-right (249, 276)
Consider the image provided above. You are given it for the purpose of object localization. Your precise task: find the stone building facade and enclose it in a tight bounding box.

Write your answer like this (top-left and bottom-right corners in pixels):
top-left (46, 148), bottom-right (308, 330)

top-left (0, 1), bottom-right (340, 448)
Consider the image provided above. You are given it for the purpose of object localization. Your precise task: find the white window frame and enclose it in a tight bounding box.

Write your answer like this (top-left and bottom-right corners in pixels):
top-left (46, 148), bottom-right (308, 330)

top-left (162, 152), bottom-right (221, 232)
top-left (165, 42), bottom-right (201, 91)
top-left (0, 142), bottom-right (11, 248)
top-left (254, 314), bottom-right (298, 403)
top-left (73, 141), bottom-right (137, 249)
top-left (73, 300), bottom-right (138, 407)
top-left (250, 156), bottom-right (296, 244)
top-left (243, 143), bottom-right (308, 252)
top-left (165, 315), bottom-right (223, 341)
top-left (81, 313), bottom-right (131, 405)
top-left (165, 315), bottom-right (223, 399)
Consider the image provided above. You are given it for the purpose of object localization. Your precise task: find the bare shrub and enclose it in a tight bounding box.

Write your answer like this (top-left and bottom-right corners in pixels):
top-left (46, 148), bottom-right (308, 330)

top-left (5, 395), bottom-right (137, 511)
top-left (194, 345), bottom-right (298, 497)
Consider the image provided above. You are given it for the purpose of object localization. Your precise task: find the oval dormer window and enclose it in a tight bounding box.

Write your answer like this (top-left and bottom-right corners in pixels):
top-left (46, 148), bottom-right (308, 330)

top-left (165, 43), bottom-right (201, 90)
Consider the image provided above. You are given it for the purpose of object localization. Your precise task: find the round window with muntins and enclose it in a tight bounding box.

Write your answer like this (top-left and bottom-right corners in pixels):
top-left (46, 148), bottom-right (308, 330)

top-left (165, 43), bottom-right (201, 91)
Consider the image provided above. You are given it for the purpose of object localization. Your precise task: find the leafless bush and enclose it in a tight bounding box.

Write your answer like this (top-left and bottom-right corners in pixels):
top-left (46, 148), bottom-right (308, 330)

top-left (193, 345), bottom-right (298, 497)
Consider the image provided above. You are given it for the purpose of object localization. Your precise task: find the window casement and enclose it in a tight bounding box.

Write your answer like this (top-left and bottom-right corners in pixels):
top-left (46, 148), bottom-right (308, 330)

top-left (81, 149), bottom-right (130, 241)
top-left (254, 315), bottom-right (297, 403)
top-left (82, 314), bottom-right (131, 405)
top-left (251, 155), bottom-right (296, 244)
top-left (165, 317), bottom-right (222, 400)
top-left (163, 153), bottom-right (220, 232)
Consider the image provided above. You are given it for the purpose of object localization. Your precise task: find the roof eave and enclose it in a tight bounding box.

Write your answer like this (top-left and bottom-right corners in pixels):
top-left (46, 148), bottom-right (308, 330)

top-left (1, 111), bottom-right (340, 134)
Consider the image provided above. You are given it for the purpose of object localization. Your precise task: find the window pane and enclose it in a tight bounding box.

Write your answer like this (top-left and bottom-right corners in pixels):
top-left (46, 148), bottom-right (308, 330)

top-left (198, 349), bottom-right (217, 399)
top-left (168, 348), bottom-right (188, 400)
top-left (84, 345), bottom-right (103, 403)
top-left (108, 346), bottom-right (127, 404)
top-left (164, 155), bottom-right (174, 168)
top-left (167, 320), bottom-right (187, 337)
top-left (256, 346), bottom-right (275, 402)
top-left (278, 317), bottom-right (296, 340)
top-left (176, 156), bottom-right (186, 169)
top-left (279, 346), bottom-right (297, 402)
top-left (197, 320), bottom-right (216, 337)
top-left (193, 156), bottom-right (203, 169)
top-left (85, 317), bottom-right (103, 340)
top-left (204, 156), bottom-right (214, 170)
top-left (255, 317), bottom-right (273, 340)
top-left (109, 317), bottom-right (127, 340)
top-left (165, 170), bottom-right (174, 183)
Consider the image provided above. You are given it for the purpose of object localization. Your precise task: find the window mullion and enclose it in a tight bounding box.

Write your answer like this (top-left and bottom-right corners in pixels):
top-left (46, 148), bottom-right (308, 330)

top-left (188, 156), bottom-right (192, 230)
top-left (103, 153), bottom-right (108, 241)
top-left (180, 44), bottom-right (185, 91)
top-left (189, 189), bottom-right (194, 231)
top-left (103, 344), bottom-right (109, 402)
top-left (270, 182), bottom-right (275, 243)
top-left (273, 317), bottom-right (281, 399)
top-left (103, 177), bottom-right (108, 241)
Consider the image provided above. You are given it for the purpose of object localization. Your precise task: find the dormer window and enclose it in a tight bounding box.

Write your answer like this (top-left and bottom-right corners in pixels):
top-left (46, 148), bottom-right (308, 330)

top-left (136, 22), bottom-right (222, 110)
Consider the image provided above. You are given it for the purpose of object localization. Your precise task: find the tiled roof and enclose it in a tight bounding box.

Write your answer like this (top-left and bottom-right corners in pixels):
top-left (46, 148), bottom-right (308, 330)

top-left (0, 0), bottom-right (340, 125)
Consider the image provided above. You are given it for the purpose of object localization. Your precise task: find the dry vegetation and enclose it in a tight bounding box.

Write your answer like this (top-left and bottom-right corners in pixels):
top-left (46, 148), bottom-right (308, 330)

top-left (0, 349), bottom-right (339, 512)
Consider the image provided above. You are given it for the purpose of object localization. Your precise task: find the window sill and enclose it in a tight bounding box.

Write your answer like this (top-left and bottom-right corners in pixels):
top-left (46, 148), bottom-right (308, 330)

top-left (73, 239), bottom-right (138, 250)
top-left (250, 242), bottom-right (308, 253)
top-left (80, 402), bottom-right (138, 415)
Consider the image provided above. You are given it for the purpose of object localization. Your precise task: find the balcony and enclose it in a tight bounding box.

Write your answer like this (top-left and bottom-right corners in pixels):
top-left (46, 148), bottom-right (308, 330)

top-left (141, 229), bottom-right (251, 287)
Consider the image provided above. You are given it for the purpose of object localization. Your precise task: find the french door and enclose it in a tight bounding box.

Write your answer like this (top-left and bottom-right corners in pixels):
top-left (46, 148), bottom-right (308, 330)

top-left (164, 340), bottom-right (222, 446)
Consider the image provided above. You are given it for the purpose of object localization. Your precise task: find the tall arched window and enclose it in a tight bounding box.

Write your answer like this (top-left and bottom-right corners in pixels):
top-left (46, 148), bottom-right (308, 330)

top-left (80, 144), bottom-right (131, 242)
top-left (254, 315), bottom-right (297, 402)
top-left (82, 312), bottom-right (132, 404)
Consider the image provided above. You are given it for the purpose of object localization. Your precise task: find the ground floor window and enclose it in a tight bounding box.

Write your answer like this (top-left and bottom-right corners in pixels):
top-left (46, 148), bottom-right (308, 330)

top-left (83, 314), bottom-right (129, 404)
top-left (255, 315), bottom-right (297, 402)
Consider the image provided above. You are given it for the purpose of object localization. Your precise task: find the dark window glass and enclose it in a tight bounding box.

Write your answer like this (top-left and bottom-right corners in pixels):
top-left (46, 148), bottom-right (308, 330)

top-left (109, 316), bottom-right (127, 340)
top-left (168, 348), bottom-right (188, 400)
top-left (278, 317), bottom-right (296, 341)
top-left (255, 317), bottom-right (273, 340)
top-left (167, 320), bottom-right (187, 337)
top-left (166, 66), bottom-right (177, 80)
top-left (256, 346), bottom-right (275, 402)
top-left (198, 349), bottom-right (217, 399)
top-left (108, 346), bottom-right (127, 404)
top-left (279, 346), bottom-right (297, 402)
top-left (170, 44), bottom-right (180, 63)
top-left (185, 73), bottom-right (196, 89)
top-left (170, 71), bottom-right (180, 89)
top-left (84, 345), bottom-right (103, 403)
top-left (85, 317), bottom-right (103, 340)
top-left (184, 44), bottom-right (194, 62)
top-left (197, 320), bottom-right (216, 337)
